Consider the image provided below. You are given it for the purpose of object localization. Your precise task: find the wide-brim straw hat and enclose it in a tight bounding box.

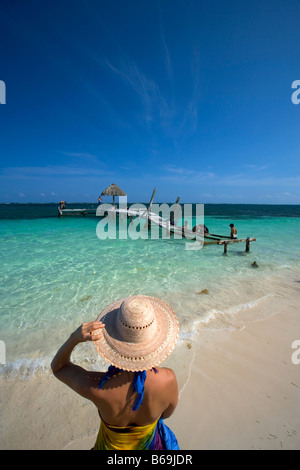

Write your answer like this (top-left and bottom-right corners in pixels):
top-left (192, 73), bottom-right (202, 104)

top-left (93, 295), bottom-right (179, 372)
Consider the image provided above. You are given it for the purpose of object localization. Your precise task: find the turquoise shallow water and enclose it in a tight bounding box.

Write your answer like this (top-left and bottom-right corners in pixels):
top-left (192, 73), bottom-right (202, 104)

top-left (0, 204), bottom-right (300, 379)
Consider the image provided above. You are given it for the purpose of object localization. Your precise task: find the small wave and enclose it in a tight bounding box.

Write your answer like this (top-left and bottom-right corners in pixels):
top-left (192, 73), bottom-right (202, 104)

top-left (195, 293), bottom-right (274, 331)
top-left (0, 349), bottom-right (108, 382)
top-left (0, 357), bottom-right (51, 381)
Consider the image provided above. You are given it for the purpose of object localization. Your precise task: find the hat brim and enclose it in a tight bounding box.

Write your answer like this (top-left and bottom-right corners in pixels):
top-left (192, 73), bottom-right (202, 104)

top-left (93, 296), bottom-right (179, 371)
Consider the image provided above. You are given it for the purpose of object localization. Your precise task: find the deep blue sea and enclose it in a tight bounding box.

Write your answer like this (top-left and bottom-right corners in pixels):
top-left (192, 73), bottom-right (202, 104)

top-left (1, 203), bottom-right (300, 380)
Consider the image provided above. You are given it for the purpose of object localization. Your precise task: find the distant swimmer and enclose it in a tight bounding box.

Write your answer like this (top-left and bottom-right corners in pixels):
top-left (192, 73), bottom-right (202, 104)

top-left (229, 223), bottom-right (237, 239)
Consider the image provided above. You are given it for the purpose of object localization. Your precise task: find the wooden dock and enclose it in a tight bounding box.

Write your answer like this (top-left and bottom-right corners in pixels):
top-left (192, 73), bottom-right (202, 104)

top-left (58, 208), bottom-right (97, 216)
top-left (57, 189), bottom-right (256, 252)
top-left (204, 236), bottom-right (256, 253)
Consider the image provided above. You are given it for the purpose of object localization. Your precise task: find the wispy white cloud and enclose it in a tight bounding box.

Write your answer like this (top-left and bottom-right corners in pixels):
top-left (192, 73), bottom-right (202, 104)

top-left (243, 164), bottom-right (270, 171)
top-left (60, 151), bottom-right (100, 160)
top-left (160, 164), bottom-right (215, 183)
top-left (103, 53), bottom-right (202, 142)
top-left (59, 150), bottom-right (109, 167)
top-left (219, 174), bottom-right (300, 188)
top-left (160, 164), bottom-right (300, 190)
top-left (0, 165), bottom-right (113, 179)
top-left (158, 2), bottom-right (173, 84)
top-left (104, 57), bottom-right (168, 126)
top-left (178, 48), bottom-right (202, 137)
top-left (82, 11), bottom-right (201, 145)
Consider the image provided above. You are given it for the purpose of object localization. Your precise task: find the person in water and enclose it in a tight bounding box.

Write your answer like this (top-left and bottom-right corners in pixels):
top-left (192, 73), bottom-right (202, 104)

top-left (51, 295), bottom-right (180, 450)
top-left (192, 224), bottom-right (209, 234)
top-left (229, 223), bottom-right (237, 239)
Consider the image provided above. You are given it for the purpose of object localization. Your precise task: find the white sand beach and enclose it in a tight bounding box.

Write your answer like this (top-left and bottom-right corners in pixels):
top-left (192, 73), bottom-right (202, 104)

top-left (169, 303), bottom-right (300, 450)
top-left (1, 284), bottom-right (299, 450)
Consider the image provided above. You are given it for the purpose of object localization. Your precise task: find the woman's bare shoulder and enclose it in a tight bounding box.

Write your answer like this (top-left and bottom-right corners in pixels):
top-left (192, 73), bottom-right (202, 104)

top-left (147, 367), bottom-right (177, 386)
top-left (146, 368), bottom-right (178, 416)
top-left (156, 367), bottom-right (176, 377)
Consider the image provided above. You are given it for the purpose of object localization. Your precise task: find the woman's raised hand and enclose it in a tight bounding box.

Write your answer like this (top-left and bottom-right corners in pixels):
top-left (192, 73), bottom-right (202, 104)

top-left (72, 321), bottom-right (105, 343)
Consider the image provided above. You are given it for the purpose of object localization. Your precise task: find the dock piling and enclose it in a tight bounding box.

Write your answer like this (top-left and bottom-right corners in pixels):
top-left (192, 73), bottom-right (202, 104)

top-left (245, 237), bottom-right (251, 252)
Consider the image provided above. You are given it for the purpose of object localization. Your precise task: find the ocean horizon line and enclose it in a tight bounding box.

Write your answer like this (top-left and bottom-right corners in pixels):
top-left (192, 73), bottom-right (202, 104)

top-left (1, 202), bottom-right (300, 206)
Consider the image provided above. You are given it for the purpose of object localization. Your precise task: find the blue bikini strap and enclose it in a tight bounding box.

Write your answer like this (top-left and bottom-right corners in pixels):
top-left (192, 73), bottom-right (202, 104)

top-left (98, 365), bottom-right (157, 411)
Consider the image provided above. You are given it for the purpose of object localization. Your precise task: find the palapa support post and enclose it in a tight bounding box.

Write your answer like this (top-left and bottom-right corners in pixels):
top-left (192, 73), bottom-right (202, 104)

top-left (245, 237), bottom-right (251, 252)
top-left (101, 183), bottom-right (127, 210)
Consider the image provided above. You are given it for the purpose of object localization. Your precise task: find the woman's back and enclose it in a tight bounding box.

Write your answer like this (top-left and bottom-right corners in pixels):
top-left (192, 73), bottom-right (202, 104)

top-left (90, 367), bottom-right (178, 427)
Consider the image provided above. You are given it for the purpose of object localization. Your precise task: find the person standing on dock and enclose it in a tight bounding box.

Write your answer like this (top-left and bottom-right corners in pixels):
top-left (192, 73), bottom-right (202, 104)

top-left (229, 223), bottom-right (237, 239)
top-left (58, 201), bottom-right (66, 216)
top-left (98, 196), bottom-right (102, 205)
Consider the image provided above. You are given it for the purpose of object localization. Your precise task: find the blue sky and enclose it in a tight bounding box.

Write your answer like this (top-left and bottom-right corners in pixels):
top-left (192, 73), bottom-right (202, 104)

top-left (0, 0), bottom-right (299, 203)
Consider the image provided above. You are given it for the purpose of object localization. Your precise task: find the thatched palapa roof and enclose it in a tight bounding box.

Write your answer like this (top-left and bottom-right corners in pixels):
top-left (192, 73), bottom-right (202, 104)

top-left (101, 183), bottom-right (127, 197)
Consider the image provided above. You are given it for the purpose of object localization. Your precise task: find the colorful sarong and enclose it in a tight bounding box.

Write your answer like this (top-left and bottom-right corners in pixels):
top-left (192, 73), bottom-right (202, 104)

top-left (93, 418), bottom-right (179, 450)
top-left (94, 365), bottom-right (180, 450)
